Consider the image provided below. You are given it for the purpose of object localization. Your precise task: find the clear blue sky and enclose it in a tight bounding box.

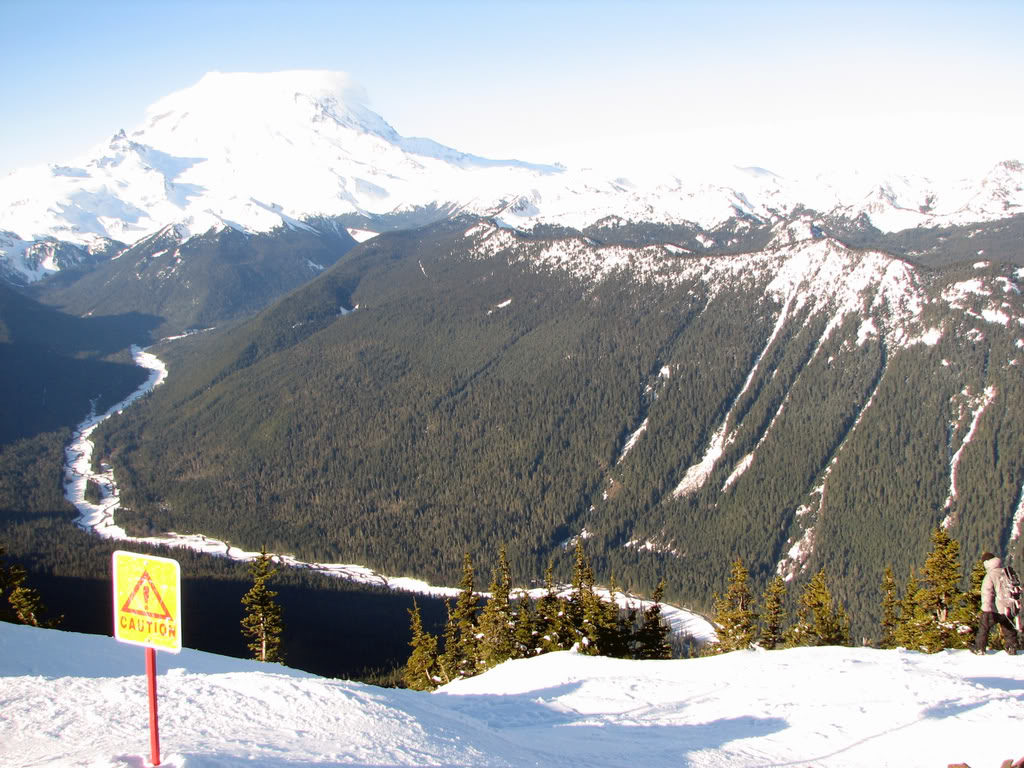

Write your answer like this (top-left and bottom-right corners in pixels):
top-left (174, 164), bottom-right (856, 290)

top-left (2, 0), bottom-right (1022, 178)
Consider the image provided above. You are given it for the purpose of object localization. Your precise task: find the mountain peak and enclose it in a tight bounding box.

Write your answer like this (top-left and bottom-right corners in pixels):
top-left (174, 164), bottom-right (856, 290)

top-left (139, 69), bottom-right (398, 146)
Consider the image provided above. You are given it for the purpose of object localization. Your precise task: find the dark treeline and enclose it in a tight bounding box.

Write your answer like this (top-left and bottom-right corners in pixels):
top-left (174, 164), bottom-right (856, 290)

top-left (1, 514), bottom-right (450, 679)
top-left (707, 527), bottom-right (1018, 656)
top-left (403, 542), bottom-right (674, 691)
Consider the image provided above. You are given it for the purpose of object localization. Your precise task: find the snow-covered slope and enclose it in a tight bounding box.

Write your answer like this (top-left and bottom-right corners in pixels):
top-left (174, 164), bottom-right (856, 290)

top-left (2, 621), bottom-right (1022, 768)
top-left (1, 70), bottom-right (1022, 285)
top-left (0, 70), bottom-right (561, 253)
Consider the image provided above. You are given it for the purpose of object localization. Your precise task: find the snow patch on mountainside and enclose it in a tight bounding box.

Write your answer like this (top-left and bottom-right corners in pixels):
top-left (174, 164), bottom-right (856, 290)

top-left (941, 385), bottom-right (998, 528)
top-left (1011, 482), bottom-right (1024, 548)
top-left (673, 296), bottom-right (795, 498)
top-left (617, 417), bottom-right (649, 464)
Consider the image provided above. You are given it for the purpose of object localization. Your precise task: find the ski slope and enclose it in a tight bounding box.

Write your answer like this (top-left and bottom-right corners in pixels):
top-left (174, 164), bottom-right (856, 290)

top-left (1, 622), bottom-right (1021, 768)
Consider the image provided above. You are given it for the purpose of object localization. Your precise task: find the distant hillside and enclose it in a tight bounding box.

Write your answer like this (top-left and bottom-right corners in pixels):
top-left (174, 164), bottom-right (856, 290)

top-left (0, 283), bottom-right (154, 444)
top-left (29, 223), bottom-right (357, 338)
top-left (89, 214), bottom-right (1024, 638)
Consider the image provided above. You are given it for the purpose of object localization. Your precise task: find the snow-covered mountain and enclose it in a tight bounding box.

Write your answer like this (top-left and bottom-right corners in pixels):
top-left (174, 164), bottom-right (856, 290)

top-left (1, 70), bottom-right (1022, 285)
top-left (2, 621), bottom-right (1022, 768)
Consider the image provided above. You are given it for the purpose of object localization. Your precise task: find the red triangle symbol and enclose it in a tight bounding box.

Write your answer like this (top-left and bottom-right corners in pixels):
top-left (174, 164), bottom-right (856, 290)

top-left (121, 569), bottom-right (173, 621)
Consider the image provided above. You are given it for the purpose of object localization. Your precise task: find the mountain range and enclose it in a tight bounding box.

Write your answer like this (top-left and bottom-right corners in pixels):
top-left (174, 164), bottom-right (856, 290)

top-left (2, 70), bottom-right (1024, 643)
top-left (2, 70), bottom-right (1023, 287)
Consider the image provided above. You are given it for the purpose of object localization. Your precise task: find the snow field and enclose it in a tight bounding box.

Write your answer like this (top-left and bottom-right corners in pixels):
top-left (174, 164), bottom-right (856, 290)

top-left (2, 622), bottom-right (1022, 768)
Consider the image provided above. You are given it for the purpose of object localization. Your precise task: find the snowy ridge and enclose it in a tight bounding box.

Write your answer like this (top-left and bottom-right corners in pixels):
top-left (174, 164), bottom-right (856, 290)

top-left (2, 71), bottom-right (1024, 284)
top-left (3, 622), bottom-right (1023, 768)
top-left (468, 215), bottom-right (1024, 576)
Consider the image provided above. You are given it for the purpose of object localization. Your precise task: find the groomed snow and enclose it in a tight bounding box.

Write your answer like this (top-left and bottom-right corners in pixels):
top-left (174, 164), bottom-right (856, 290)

top-left (2, 622), bottom-right (1022, 768)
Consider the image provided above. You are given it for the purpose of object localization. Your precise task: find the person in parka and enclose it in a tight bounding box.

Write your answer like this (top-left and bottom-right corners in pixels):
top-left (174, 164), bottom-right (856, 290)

top-left (973, 552), bottom-right (1019, 655)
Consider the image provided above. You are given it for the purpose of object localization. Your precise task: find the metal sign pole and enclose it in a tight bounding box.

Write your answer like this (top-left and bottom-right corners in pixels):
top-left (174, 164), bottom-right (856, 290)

top-left (146, 646), bottom-right (161, 766)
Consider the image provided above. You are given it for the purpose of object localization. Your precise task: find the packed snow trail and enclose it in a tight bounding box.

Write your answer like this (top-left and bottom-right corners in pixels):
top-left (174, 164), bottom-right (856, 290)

top-left (2, 622), bottom-right (1023, 768)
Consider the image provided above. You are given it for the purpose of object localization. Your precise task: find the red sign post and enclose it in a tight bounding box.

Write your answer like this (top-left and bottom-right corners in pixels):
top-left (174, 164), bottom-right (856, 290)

top-left (113, 551), bottom-right (182, 766)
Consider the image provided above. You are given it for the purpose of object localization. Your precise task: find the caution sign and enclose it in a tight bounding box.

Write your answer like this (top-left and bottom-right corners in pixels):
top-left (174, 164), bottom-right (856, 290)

top-left (112, 551), bottom-right (182, 653)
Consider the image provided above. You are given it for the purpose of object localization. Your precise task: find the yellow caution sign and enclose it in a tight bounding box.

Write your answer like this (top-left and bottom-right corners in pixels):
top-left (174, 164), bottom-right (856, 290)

top-left (112, 551), bottom-right (182, 653)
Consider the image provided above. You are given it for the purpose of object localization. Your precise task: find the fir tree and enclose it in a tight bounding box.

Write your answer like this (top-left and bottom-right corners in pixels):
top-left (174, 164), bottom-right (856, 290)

top-left (758, 574), bottom-right (787, 650)
top-left (403, 599), bottom-right (439, 691)
top-left (511, 593), bottom-right (536, 659)
top-left (960, 557), bottom-right (993, 648)
top-left (478, 546), bottom-right (515, 669)
top-left (0, 545), bottom-right (59, 628)
top-left (918, 527), bottom-right (969, 649)
top-left (590, 574), bottom-right (631, 658)
top-left (708, 557), bottom-right (757, 653)
top-left (892, 568), bottom-right (923, 650)
top-left (240, 547), bottom-right (284, 663)
top-left (785, 569), bottom-right (850, 647)
top-left (565, 539), bottom-right (589, 647)
top-left (633, 581), bottom-right (672, 660)
top-left (576, 544), bottom-right (604, 655)
top-left (446, 553), bottom-right (481, 678)
top-left (879, 566), bottom-right (900, 649)
top-left (436, 600), bottom-right (460, 684)
top-left (533, 561), bottom-right (567, 654)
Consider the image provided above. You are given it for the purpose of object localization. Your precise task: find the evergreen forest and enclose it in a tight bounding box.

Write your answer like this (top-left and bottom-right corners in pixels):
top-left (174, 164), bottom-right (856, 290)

top-left (3, 210), bottom-right (1024, 670)
top-left (82, 217), bottom-right (1024, 640)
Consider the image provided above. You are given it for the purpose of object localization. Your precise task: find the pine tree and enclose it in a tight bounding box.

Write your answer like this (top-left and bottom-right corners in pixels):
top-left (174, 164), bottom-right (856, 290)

top-left (511, 594), bottom-right (536, 659)
top-left (478, 546), bottom-right (514, 669)
top-left (403, 599), bottom-right (439, 690)
top-left (892, 568), bottom-right (923, 650)
top-left (533, 561), bottom-right (566, 654)
top-left (879, 566), bottom-right (900, 649)
top-left (590, 574), bottom-right (630, 658)
top-left (565, 539), bottom-right (589, 648)
top-left (0, 546), bottom-right (59, 628)
top-left (959, 557), bottom-right (993, 648)
top-left (784, 569), bottom-right (850, 647)
top-left (918, 527), bottom-right (969, 650)
top-left (634, 581), bottom-right (672, 660)
top-left (708, 557), bottom-right (757, 653)
top-left (240, 547), bottom-right (284, 663)
top-left (576, 545), bottom-right (605, 655)
top-left (436, 600), bottom-right (460, 684)
top-left (758, 574), bottom-right (787, 650)
top-left (445, 553), bottom-right (481, 678)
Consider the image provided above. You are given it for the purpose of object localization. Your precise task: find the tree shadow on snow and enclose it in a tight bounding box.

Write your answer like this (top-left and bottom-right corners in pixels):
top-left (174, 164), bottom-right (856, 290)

top-left (421, 682), bottom-right (789, 766)
top-left (965, 675), bottom-right (1024, 692)
top-left (168, 681), bottom-right (789, 767)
